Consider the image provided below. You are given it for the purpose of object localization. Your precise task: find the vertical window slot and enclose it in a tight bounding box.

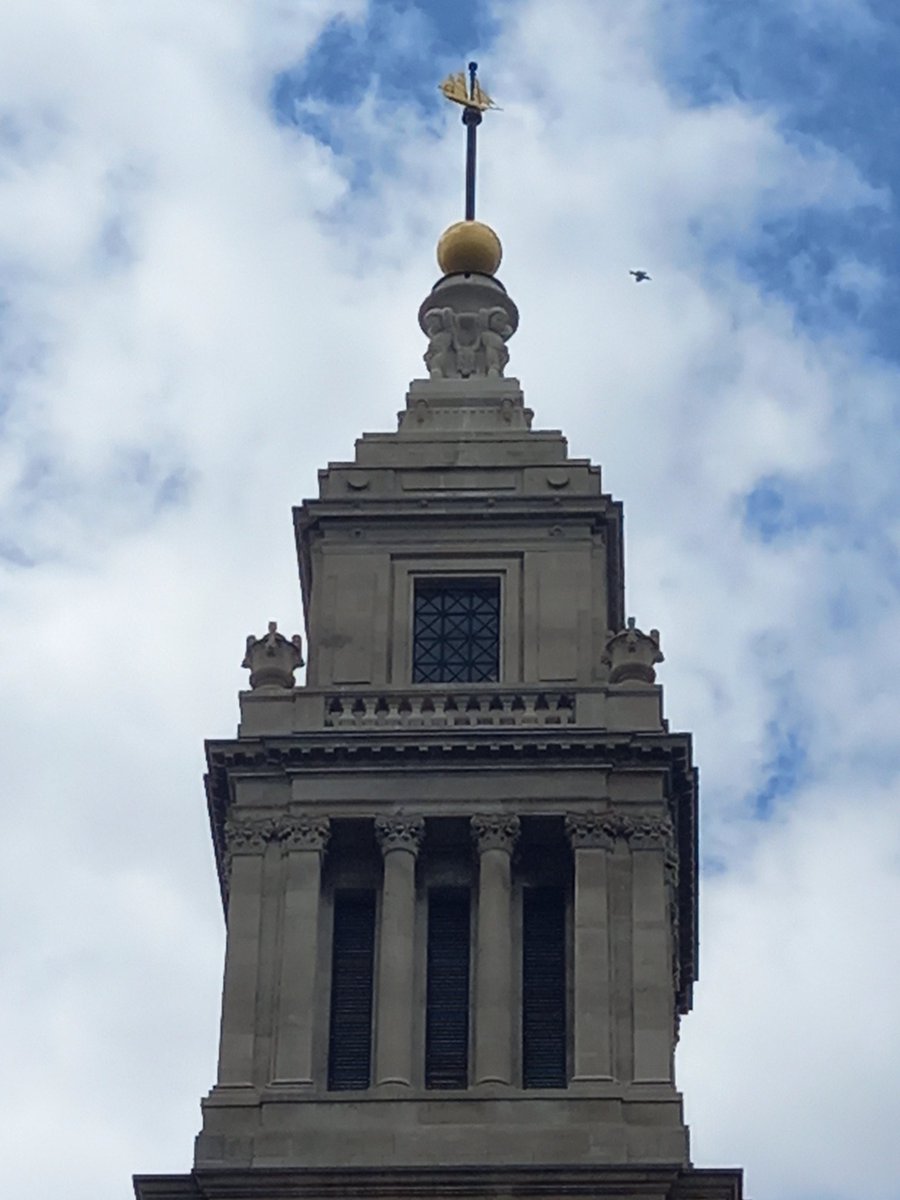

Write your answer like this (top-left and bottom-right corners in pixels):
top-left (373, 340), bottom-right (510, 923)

top-left (425, 888), bottom-right (471, 1088)
top-left (328, 889), bottom-right (376, 1090)
top-left (522, 886), bottom-right (567, 1088)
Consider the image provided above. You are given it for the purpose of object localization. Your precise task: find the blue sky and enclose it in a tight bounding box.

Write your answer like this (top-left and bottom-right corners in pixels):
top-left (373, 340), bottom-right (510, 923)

top-left (277, 0), bottom-right (900, 356)
top-left (0, 3), bottom-right (899, 1200)
top-left (271, 0), bottom-right (900, 825)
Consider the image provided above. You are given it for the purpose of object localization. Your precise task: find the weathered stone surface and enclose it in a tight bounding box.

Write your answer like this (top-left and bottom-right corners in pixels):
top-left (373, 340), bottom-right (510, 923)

top-left (134, 331), bottom-right (742, 1198)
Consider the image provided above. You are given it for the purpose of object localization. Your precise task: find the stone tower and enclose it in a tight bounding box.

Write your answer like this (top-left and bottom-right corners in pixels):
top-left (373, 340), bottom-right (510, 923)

top-left (133, 212), bottom-right (744, 1200)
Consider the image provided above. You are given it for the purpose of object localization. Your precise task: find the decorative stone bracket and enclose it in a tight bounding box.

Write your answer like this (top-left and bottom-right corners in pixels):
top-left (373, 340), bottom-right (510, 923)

top-left (242, 621), bottom-right (304, 689)
top-left (604, 618), bottom-right (664, 684)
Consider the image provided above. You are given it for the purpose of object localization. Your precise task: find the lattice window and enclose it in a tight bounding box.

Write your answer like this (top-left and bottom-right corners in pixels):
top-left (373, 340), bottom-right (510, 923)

top-left (412, 578), bottom-right (500, 683)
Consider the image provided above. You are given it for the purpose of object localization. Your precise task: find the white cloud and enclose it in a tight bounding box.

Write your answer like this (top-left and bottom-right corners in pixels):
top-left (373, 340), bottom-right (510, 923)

top-left (0, 2), bottom-right (898, 1199)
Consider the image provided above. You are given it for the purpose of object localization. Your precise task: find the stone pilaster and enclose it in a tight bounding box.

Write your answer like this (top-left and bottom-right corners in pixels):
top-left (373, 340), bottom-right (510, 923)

top-left (374, 815), bottom-right (424, 1087)
top-left (471, 814), bottom-right (520, 1086)
top-left (217, 814), bottom-right (277, 1087)
top-left (626, 815), bottom-right (676, 1084)
top-left (271, 815), bottom-right (330, 1086)
top-left (565, 812), bottom-right (616, 1082)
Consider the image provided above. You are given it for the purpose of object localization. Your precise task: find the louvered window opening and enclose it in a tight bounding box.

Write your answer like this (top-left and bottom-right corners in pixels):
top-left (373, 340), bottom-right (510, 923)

top-left (412, 579), bottom-right (500, 683)
top-left (522, 886), bottom-right (568, 1088)
top-left (328, 889), bottom-right (376, 1091)
top-left (425, 888), bottom-right (471, 1089)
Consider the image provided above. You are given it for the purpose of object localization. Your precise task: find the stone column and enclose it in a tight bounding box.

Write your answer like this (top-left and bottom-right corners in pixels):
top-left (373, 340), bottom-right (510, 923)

top-left (471, 814), bottom-right (520, 1086)
top-left (629, 815), bottom-right (676, 1084)
top-left (565, 812), bottom-right (615, 1082)
top-left (374, 815), bottom-right (424, 1087)
top-left (217, 814), bottom-right (275, 1087)
top-left (272, 814), bottom-right (331, 1086)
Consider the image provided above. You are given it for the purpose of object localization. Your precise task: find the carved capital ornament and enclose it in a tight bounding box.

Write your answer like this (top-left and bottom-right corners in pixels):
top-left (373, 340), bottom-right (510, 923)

top-left (471, 814), bottom-right (521, 854)
top-left (277, 814), bottom-right (331, 853)
top-left (375, 815), bottom-right (425, 856)
top-left (565, 812), bottom-right (616, 851)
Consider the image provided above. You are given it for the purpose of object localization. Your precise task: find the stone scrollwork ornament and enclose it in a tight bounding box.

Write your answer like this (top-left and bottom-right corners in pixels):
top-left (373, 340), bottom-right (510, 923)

top-left (375, 815), bottom-right (425, 856)
top-left (471, 813), bottom-right (521, 854)
top-left (423, 305), bottom-right (513, 379)
top-left (242, 621), bottom-right (304, 690)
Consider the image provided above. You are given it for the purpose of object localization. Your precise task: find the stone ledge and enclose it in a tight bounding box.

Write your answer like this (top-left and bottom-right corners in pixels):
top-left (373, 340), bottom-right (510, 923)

top-left (134, 1164), bottom-right (743, 1200)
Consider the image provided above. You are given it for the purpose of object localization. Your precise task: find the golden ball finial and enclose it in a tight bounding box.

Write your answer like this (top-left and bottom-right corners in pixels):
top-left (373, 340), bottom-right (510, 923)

top-left (437, 220), bottom-right (502, 276)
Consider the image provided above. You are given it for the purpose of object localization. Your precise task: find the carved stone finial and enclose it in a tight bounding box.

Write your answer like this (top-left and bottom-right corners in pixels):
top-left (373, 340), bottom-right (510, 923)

top-left (565, 812), bottom-right (616, 851)
top-left (375, 815), bottom-right (425, 856)
top-left (242, 620), bottom-right (304, 689)
top-left (471, 814), bottom-right (521, 854)
top-left (604, 618), bottom-right (664, 684)
top-left (277, 814), bottom-right (331, 853)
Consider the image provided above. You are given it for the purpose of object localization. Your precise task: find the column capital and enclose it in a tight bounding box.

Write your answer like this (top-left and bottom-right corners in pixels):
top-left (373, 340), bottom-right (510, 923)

top-left (471, 813), bottom-right (520, 854)
top-left (274, 816), bottom-right (331, 854)
top-left (375, 814), bottom-right (425, 857)
top-left (276, 813), bottom-right (331, 853)
top-left (626, 814), bottom-right (675, 851)
top-left (224, 814), bottom-right (278, 858)
top-left (565, 811), bottom-right (616, 851)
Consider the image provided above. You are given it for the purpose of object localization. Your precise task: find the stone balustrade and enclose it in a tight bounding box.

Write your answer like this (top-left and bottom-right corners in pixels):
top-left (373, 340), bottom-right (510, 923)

top-left (237, 683), bottom-right (664, 737)
top-left (324, 688), bottom-right (575, 728)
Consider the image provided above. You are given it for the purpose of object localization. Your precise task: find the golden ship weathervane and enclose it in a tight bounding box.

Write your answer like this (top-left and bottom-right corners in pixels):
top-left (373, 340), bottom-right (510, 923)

top-left (439, 61), bottom-right (499, 221)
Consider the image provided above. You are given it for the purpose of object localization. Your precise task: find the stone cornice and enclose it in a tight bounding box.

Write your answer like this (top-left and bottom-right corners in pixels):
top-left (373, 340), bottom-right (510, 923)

top-left (134, 1164), bottom-right (743, 1200)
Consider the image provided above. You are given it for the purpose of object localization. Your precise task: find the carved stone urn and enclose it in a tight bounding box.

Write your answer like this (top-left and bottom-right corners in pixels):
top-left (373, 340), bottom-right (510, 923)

top-left (242, 621), bottom-right (304, 689)
top-left (604, 617), bottom-right (664, 684)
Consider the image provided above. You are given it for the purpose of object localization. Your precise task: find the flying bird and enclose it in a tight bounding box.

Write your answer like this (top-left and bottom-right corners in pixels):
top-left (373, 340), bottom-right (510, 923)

top-left (630, 270), bottom-right (651, 283)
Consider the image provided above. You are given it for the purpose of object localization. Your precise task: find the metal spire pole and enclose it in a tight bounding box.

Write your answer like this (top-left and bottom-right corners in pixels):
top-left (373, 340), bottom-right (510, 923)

top-left (463, 61), bottom-right (482, 220)
top-left (438, 61), bottom-right (498, 221)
